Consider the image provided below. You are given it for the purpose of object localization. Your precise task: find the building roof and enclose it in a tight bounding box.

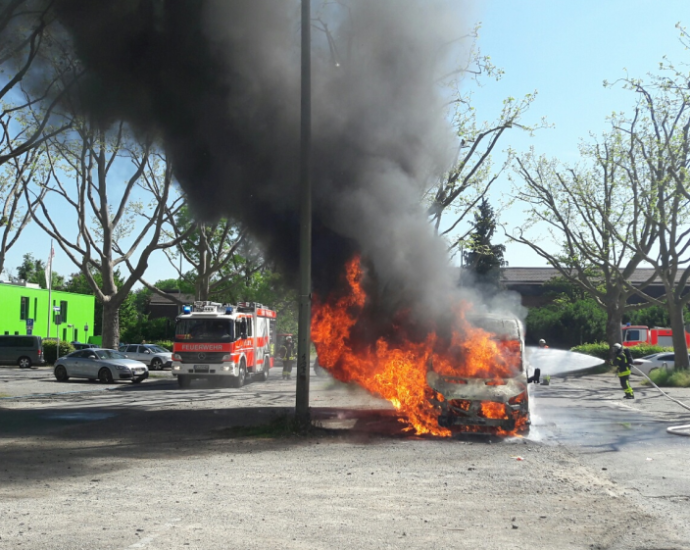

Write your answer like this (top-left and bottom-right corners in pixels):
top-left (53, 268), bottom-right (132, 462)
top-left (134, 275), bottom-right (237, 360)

top-left (500, 267), bottom-right (678, 286)
top-left (148, 291), bottom-right (195, 305)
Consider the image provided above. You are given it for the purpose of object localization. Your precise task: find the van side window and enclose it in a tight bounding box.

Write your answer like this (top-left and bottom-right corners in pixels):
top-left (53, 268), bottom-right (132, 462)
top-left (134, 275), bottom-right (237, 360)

top-left (247, 318), bottom-right (253, 337)
top-left (20, 297), bottom-right (29, 320)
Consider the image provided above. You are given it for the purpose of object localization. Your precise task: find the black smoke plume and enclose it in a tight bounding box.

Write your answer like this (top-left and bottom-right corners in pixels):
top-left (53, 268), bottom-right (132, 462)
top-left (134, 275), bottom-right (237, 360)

top-left (48, 0), bottom-right (462, 323)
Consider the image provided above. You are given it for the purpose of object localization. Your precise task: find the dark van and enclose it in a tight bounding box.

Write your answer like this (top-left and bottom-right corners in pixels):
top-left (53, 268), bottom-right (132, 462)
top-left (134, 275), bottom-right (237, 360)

top-left (0, 335), bottom-right (45, 368)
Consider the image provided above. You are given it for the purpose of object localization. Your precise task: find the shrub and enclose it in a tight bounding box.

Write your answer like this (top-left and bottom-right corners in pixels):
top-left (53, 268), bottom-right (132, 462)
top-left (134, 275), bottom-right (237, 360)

top-left (152, 340), bottom-right (173, 351)
top-left (526, 298), bottom-right (606, 348)
top-left (571, 342), bottom-right (670, 360)
top-left (121, 317), bottom-right (174, 346)
top-left (648, 367), bottom-right (690, 388)
top-left (570, 342), bottom-right (609, 360)
top-left (625, 344), bottom-right (671, 358)
top-left (43, 340), bottom-right (75, 364)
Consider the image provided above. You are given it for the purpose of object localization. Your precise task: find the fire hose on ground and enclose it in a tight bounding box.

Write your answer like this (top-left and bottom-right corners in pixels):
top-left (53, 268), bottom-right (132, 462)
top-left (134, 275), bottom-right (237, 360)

top-left (631, 365), bottom-right (690, 437)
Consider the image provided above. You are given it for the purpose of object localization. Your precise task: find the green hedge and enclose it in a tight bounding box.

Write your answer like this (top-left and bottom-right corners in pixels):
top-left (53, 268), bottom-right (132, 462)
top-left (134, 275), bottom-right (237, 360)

top-left (648, 367), bottom-right (690, 387)
top-left (43, 340), bottom-right (75, 364)
top-left (570, 342), bottom-right (670, 360)
top-left (526, 298), bottom-right (606, 348)
top-left (152, 340), bottom-right (173, 351)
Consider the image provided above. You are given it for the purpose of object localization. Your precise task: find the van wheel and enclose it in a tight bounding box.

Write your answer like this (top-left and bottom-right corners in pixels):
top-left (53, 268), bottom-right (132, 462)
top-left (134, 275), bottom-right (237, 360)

top-left (257, 356), bottom-right (270, 382)
top-left (55, 365), bottom-right (69, 382)
top-left (18, 356), bottom-right (32, 369)
top-left (230, 359), bottom-right (247, 388)
top-left (98, 368), bottom-right (114, 384)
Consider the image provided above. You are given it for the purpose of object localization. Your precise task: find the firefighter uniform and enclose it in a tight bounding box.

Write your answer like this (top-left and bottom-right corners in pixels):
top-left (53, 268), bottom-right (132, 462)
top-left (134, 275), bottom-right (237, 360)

top-left (280, 338), bottom-right (296, 380)
top-left (612, 345), bottom-right (634, 399)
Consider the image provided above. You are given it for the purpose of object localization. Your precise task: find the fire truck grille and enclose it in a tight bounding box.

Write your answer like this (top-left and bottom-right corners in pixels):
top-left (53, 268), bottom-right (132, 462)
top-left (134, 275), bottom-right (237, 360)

top-left (178, 352), bottom-right (227, 364)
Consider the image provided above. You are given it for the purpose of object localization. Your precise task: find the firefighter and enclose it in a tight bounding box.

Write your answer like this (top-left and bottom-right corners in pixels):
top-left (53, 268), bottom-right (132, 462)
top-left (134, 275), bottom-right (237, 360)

top-left (280, 336), bottom-right (296, 380)
top-left (612, 343), bottom-right (634, 399)
top-left (526, 339), bottom-right (548, 383)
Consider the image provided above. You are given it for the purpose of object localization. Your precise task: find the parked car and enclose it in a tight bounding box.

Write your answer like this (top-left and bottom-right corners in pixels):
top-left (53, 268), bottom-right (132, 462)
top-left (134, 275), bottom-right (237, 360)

top-left (71, 342), bottom-right (98, 351)
top-left (121, 344), bottom-right (173, 370)
top-left (53, 348), bottom-right (148, 384)
top-left (0, 335), bottom-right (45, 368)
top-left (632, 352), bottom-right (687, 375)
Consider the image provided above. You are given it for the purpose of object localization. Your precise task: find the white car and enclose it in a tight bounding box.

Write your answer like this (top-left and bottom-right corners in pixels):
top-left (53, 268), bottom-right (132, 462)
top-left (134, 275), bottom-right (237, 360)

top-left (121, 344), bottom-right (173, 370)
top-left (54, 348), bottom-right (149, 384)
top-left (631, 352), bottom-right (685, 375)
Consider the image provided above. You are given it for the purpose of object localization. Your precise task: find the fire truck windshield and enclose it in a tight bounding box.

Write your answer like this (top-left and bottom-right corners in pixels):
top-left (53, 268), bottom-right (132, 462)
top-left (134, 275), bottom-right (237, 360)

top-left (175, 319), bottom-right (234, 342)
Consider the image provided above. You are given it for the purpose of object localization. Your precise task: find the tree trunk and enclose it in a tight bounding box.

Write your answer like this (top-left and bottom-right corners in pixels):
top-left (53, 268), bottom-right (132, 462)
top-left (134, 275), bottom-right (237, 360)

top-left (605, 300), bottom-right (624, 361)
top-left (668, 301), bottom-right (689, 370)
top-left (196, 273), bottom-right (210, 301)
top-left (196, 223), bottom-right (210, 301)
top-left (101, 299), bottom-right (121, 350)
top-left (605, 303), bottom-right (623, 345)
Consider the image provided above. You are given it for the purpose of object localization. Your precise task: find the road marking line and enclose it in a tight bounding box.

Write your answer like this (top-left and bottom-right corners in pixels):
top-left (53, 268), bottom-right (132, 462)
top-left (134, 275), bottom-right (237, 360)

top-left (126, 518), bottom-right (181, 549)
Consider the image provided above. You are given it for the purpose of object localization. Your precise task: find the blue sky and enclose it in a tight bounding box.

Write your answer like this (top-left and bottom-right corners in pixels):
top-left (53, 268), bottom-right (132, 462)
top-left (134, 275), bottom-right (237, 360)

top-left (469, 0), bottom-right (689, 267)
top-left (4, 1), bottom-right (690, 285)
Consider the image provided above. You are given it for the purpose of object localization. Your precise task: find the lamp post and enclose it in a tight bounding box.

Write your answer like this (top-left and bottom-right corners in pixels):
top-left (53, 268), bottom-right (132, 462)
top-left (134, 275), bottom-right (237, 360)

top-left (295, 0), bottom-right (312, 429)
top-left (84, 323), bottom-right (89, 344)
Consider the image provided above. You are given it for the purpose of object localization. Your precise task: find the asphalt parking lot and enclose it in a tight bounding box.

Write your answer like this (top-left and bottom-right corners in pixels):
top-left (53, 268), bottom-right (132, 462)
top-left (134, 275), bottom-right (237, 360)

top-left (1, 365), bottom-right (689, 549)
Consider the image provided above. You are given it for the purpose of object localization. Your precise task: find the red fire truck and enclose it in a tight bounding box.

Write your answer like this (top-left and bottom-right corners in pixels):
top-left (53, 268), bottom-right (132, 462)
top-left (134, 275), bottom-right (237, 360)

top-left (172, 301), bottom-right (277, 389)
top-left (621, 325), bottom-right (690, 347)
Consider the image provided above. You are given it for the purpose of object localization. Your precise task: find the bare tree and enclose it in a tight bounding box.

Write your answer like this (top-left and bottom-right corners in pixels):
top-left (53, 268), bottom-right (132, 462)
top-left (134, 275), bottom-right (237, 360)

top-left (0, 0), bottom-right (74, 273)
top-left (425, 26), bottom-right (547, 256)
top-left (0, 142), bottom-right (48, 276)
top-left (136, 206), bottom-right (264, 303)
top-left (605, 65), bottom-right (690, 369)
top-left (509, 126), bottom-right (659, 347)
top-left (26, 120), bottom-right (190, 349)
top-left (428, 92), bottom-right (541, 254)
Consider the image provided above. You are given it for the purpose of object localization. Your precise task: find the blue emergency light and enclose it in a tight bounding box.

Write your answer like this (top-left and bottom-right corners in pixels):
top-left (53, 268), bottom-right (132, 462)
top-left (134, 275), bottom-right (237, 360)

top-left (182, 305), bottom-right (192, 314)
top-left (225, 306), bottom-right (234, 314)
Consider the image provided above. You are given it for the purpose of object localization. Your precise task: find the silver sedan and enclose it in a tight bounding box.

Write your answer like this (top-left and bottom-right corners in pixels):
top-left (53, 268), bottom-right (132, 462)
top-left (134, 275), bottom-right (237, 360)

top-left (54, 348), bottom-right (149, 384)
top-left (631, 352), bottom-right (687, 376)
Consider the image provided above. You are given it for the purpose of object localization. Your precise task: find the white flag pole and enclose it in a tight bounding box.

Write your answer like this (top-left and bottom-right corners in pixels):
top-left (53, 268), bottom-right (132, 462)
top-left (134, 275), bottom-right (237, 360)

top-left (46, 240), bottom-right (53, 338)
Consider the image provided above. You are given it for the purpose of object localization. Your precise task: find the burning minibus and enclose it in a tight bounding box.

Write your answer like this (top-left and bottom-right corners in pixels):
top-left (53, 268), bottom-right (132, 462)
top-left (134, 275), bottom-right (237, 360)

top-left (427, 315), bottom-right (530, 434)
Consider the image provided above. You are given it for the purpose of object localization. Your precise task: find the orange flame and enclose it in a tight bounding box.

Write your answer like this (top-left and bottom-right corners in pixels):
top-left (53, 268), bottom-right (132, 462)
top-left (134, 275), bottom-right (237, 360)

top-left (311, 256), bottom-right (526, 437)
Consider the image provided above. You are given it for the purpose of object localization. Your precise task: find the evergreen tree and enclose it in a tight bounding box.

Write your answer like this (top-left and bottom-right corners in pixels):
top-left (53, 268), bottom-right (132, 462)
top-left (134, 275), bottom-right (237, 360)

top-left (15, 253), bottom-right (64, 289)
top-left (462, 199), bottom-right (506, 287)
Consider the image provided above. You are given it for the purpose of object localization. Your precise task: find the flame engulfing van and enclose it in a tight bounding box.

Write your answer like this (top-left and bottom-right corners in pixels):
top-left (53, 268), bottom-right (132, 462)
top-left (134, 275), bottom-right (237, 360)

top-left (427, 315), bottom-right (530, 435)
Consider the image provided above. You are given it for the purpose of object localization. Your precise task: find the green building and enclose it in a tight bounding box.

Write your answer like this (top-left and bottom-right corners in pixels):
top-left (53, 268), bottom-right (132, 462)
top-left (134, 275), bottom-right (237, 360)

top-left (0, 282), bottom-right (95, 343)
